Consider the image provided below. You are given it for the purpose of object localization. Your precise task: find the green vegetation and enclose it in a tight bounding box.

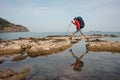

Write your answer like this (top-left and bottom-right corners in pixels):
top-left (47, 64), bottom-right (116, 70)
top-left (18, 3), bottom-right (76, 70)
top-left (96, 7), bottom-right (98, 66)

top-left (0, 17), bottom-right (10, 30)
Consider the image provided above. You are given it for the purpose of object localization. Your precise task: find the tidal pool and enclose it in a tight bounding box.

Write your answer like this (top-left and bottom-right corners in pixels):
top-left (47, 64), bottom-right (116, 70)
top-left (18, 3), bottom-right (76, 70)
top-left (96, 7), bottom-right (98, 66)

top-left (0, 40), bottom-right (120, 80)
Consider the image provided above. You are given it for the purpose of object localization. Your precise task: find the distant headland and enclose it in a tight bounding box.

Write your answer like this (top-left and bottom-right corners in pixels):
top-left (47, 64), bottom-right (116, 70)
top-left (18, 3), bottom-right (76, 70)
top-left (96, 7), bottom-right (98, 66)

top-left (0, 17), bottom-right (29, 32)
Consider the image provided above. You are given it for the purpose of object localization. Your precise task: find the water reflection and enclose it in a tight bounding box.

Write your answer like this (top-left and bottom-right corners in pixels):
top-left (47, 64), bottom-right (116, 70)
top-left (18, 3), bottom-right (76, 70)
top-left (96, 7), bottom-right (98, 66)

top-left (69, 49), bottom-right (88, 72)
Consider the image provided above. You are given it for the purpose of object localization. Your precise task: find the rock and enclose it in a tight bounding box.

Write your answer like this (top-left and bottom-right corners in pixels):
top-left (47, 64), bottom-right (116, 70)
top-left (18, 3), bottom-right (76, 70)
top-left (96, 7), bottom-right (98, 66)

top-left (0, 69), bottom-right (15, 78)
top-left (104, 34), bottom-right (119, 37)
top-left (86, 40), bottom-right (120, 52)
top-left (89, 34), bottom-right (119, 39)
top-left (0, 68), bottom-right (30, 80)
top-left (70, 40), bottom-right (78, 43)
top-left (26, 46), bottom-right (40, 57)
top-left (90, 39), bottom-right (106, 42)
top-left (0, 43), bottom-right (23, 55)
top-left (0, 60), bottom-right (4, 64)
top-left (109, 34), bottom-right (119, 37)
top-left (0, 36), bottom-right (77, 56)
top-left (0, 35), bottom-right (120, 56)
top-left (12, 54), bottom-right (27, 61)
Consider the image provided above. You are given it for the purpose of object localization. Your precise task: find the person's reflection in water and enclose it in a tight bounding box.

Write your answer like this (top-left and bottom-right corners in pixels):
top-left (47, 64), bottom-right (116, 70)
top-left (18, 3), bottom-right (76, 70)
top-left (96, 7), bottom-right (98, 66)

top-left (69, 49), bottom-right (88, 72)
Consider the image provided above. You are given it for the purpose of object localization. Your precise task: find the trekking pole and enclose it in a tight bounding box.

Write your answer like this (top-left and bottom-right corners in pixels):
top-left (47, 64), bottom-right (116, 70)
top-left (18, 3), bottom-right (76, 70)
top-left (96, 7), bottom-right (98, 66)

top-left (65, 22), bottom-right (71, 35)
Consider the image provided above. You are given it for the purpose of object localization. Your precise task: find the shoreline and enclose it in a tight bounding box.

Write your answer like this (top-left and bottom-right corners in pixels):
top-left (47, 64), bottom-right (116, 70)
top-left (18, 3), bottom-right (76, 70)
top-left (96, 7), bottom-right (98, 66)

top-left (86, 39), bottom-right (120, 53)
top-left (0, 34), bottom-right (120, 56)
top-left (0, 36), bottom-right (80, 56)
top-left (0, 34), bottom-right (120, 80)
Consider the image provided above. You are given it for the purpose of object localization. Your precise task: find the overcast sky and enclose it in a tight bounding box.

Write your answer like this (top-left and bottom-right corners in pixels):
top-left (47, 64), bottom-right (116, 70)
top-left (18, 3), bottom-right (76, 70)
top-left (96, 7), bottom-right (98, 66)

top-left (0, 0), bottom-right (120, 32)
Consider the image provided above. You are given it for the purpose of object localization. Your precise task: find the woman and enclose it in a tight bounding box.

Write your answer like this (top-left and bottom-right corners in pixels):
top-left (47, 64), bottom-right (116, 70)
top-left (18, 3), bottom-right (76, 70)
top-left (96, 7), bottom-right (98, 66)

top-left (70, 17), bottom-right (89, 42)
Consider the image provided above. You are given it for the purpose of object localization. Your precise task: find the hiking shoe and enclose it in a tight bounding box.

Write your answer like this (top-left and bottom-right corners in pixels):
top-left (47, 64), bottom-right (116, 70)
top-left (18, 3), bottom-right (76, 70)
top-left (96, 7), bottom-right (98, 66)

top-left (69, 37), bottom-right (72, 41)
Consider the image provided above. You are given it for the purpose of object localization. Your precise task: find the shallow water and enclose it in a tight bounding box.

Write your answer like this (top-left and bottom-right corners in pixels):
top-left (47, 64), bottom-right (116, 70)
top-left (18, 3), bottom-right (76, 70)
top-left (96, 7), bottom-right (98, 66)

top-left (0, 32), bottom-right (120, 80)
top-left (0, 39), bottom-right (120, 80)
top-left (0, 32), bottom-right (120, 40)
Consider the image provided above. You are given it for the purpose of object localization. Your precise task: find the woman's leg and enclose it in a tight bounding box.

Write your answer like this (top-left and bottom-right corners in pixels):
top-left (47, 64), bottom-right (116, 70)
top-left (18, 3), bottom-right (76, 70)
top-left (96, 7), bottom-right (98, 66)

top-left (70, 30), bottom-right (77, 40)
top-left (79, 30), bottom-right (89, 41)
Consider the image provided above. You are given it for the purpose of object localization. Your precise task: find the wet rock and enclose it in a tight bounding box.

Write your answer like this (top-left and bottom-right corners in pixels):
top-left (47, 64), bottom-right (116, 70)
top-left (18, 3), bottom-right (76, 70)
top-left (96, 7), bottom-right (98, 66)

top-left (12, 54), bottom-right (27, 61)
top-left (0, 69), bottom-right (14, 79)
top-left (0, 60), bottom-right (4, 64)
top-left (0, 34), bottom-right (119, 56)
top-left (110, 34), bottom-right (118, 37)
top-left (0, 36), bottom-right (77, 56)
top-left (52, 39), bottom-right (66, 42)
top-left (104, 34), bottom-right (119, 37)
top-left (0, 43), bottom-right (23, 55)
top-left (89, 34), bottom-right (119, 39)
top-left (88, 34), bottom-right (103, 39)
top-left (90, 39), bottom-right (106, 42)
top-left (0, 68), bottom-right (30, 80)
top-left (86, 40), bottom-right (120, 52)
top-left (26, 40), bottom-right (73, 56)
top-left (0, 40), bottom-right (32, 55)
top-left (26, 46), bottom-right (40, 57)
top-left (93, 34), bottom-right (102, 36)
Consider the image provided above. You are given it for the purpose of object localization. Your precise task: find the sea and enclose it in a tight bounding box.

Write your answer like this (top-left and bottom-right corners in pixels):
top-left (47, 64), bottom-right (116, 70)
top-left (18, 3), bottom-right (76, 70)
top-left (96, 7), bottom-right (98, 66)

top-left (0, 32), bottom-right (120, 80)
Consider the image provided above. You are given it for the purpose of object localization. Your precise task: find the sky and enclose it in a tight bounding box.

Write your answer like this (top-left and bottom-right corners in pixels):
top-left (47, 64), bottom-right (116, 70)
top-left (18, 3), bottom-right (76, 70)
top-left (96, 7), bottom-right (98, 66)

top-left (0, 0), bottom-right (120, 32)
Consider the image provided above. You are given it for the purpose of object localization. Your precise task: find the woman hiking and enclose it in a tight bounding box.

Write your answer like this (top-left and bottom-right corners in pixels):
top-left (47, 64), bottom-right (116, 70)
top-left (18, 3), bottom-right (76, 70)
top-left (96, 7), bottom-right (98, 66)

top-left (70, 16), bottom-right (89, 42)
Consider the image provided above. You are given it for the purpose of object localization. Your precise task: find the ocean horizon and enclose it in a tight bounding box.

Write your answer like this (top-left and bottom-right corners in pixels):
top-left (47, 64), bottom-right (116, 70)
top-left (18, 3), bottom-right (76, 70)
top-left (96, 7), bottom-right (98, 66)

top-left (0, 31), bottom-right (120, 40)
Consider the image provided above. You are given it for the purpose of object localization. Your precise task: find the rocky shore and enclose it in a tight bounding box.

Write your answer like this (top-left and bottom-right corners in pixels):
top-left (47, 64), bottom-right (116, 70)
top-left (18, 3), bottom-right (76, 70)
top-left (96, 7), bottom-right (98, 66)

top-left (0, 68), bottom-right (30, 80)
top-left (0, 36), bottom-right (80, 57)
top-left (0, 34), bottom-right (120, 80)
top-left (86, 39), bottom-right (120, 52)
top-left (0, 34), bottom-right (120, 57)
